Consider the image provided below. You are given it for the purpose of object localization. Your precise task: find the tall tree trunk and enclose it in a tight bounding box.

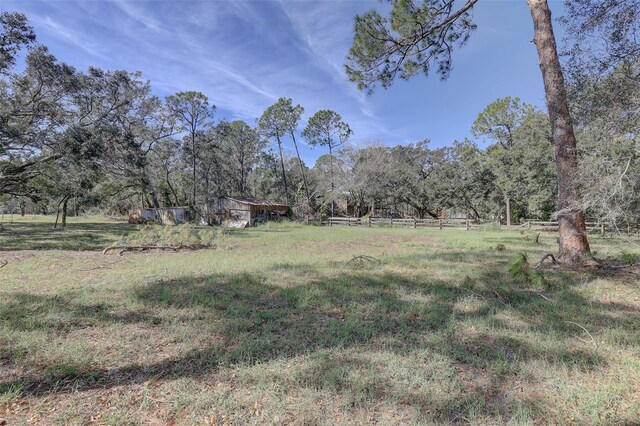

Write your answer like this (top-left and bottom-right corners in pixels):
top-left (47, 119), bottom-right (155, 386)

top-left (275, 129), bottom-right (290, 206)
top-left (61, 198), bottom-right (68, 228)
top-left (527, 0), bottom-right (590, 263)
top-left (240, 161), bottom-right (245, 196)
top-left (54, 199), bottom-right (62, 229)
top-left (204, 173), bottom-right (211, 225)
top-left (290, 132), bottom-right (311, 202)
top-left (150, 190), bottom-right (160, 209)
top-left (191, 144), bottom-right (197, 208)
top-left (329, 144), bottom-right (335, 216)
top-left (164, 166), bottom-right (180, 206)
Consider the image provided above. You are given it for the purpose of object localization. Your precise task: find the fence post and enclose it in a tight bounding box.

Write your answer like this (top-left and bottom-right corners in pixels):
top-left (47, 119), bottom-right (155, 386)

top-left (439, 219), bottom-right (442, 230)
top-left (466, 219), bottom-right (469, 231)
top-left (600, 223), bottom-right (605, 237)
top-left (368, 217), bottom-right (371, 227)
top-left (390, 218), bottom-right (393, 227)
top-left (413, 218), bottom-right (417, 229)
top-left (329, 217), bottom-right (332, 227)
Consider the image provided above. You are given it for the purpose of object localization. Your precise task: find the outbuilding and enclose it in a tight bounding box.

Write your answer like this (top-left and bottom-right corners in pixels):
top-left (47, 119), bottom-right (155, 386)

top-left (211, 197), bottom-right (289, 227)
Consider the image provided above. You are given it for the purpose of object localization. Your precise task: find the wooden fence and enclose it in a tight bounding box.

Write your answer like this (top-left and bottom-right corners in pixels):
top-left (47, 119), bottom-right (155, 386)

top-left (519, 220), bottom-right (607, 235)
top-left (328, 217), bottom-right (483, 230)
top-left (327, 217), bottom-right (609, 235)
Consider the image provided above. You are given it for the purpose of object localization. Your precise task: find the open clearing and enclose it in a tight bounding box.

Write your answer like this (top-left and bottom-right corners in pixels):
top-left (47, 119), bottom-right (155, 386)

top-left (1, 218), bottom-right (639, 425)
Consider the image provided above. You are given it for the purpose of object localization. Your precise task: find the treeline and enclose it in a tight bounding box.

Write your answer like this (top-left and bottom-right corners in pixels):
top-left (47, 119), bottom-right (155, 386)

top-left (1, 11), bottom-right (638, 231)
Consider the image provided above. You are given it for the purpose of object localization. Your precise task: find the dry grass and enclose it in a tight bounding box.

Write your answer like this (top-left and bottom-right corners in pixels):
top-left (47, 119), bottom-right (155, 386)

top-left (1, 219), bottom-right (639, 425)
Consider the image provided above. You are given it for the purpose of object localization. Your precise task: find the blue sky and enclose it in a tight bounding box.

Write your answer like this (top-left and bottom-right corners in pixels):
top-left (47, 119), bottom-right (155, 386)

top-left (2, 0), bottom-right (566, 165)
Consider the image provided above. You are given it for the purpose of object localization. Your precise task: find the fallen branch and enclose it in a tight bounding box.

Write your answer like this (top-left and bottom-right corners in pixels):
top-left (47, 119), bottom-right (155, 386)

top-left (102, 242), bottom-right (214, 255)
top-left (102, 245), bottom-right (179, 255)
top-left (344, 255), bottom-right (381, 267)
top-left (491, 288), bottom-right (510, 307)
top-left (78, 262), bottom-right (121, 271)
top-left (0, 260), bottom-right (7, 268)
top-left (516, 289), bottom-right (553, 302)
top-left (563, 320), bottom-right (597, 348)
top-left (534, 253), bottom-right (558, 269)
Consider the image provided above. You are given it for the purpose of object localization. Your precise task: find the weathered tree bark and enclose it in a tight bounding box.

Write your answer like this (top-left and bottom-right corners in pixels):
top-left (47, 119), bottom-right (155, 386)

top-left (527, 0), bottom-right (590, 263)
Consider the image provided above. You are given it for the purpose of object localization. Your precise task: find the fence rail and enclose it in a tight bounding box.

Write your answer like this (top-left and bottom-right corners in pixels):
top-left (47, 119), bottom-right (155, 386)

top-left (520, 220), bottom-right (607, 235)
top-left (328, 217), bottom-right (482, 230)
top-left (327, 217), bottom-right (610, 235)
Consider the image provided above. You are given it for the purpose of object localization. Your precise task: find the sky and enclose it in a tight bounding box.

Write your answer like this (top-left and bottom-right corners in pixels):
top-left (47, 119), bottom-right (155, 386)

top-left (2, 0), bottom-right (567, 165)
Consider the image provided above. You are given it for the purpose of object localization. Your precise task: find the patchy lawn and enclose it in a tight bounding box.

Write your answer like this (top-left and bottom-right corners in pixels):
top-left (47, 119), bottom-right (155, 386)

top-left (0, 221), bottom-right (639, 425)
top-left (0, 215), bottom-right (138, 251)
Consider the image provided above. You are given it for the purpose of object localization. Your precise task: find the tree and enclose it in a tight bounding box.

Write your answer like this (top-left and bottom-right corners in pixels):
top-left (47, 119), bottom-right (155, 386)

top-left (528, 0), bottom-right (591, 262)
top-left (577, 125), bottom-right (640, 232)
top-left (311, 152), bottom-right (349, 217)
top-left (1, 45), bottom-right (73, 198)
top-left (247, 150), bottom-right (282, 201)
top-left (259, 98), bottom-right (310, 204)
top-left (561, 1), bottom-right (640, 233)
top-left (258, 102), bottom-right (292, 205)
top-left (390, 141), bottom-right (454, 219)
top-left (447, 139), bottom-right (498, 220)
top-left (218, 120), bottom-right (265, 196)
top-left (472, 97), bottom-right (536, 225)
top-left (568, 62), bottom-right (640, 232)
top-left (0, 11), bottom-right (36, 73)
top-left (342, 143), bottom-right (392, 217)
top-left (44, 126), bottom-right (103, 228)
top-left (105, 79), bottom-right (176, 210)
top-left (148, 137), bottom-right (182, 206)
top-left (345, 0), bottom-right (591, 263)
top-left (471, 97), bottom-right (534, 149)
top-left (166, 91), bottom-right (215, 207)
top-left (302, 110), bottom-right (352, 215)
top-left (561, 0), bottom-right (640, 81)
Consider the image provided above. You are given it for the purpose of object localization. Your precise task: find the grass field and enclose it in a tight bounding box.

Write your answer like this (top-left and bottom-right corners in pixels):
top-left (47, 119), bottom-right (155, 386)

top-left (1, 217), bottom-right (639, 425)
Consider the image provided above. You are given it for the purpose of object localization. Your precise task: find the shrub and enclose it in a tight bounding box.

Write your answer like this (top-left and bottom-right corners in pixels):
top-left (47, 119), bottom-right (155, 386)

top-left (619, 250), bottom-right (640, 265)
top-left (508, 252), bottom-right (547, 287)
top-left (120, 224), bottom-right (227, 248)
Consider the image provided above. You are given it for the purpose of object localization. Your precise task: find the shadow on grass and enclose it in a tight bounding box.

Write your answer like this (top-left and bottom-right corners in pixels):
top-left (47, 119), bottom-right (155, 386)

top-left (0, 222), bottom-right (138, 251)
top-left (222, 224), bottom-right (297, 240)
top-left (0, 293), bottom-right (163, 332)
top-left (2, 259), bottom-right (633, 422)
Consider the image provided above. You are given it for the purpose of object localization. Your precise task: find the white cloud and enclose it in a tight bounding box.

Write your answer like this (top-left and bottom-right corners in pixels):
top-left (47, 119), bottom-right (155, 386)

top-left (15, 0), bottom-right (399, 144)
top-left (31, 15), bottom-right (108, 60)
